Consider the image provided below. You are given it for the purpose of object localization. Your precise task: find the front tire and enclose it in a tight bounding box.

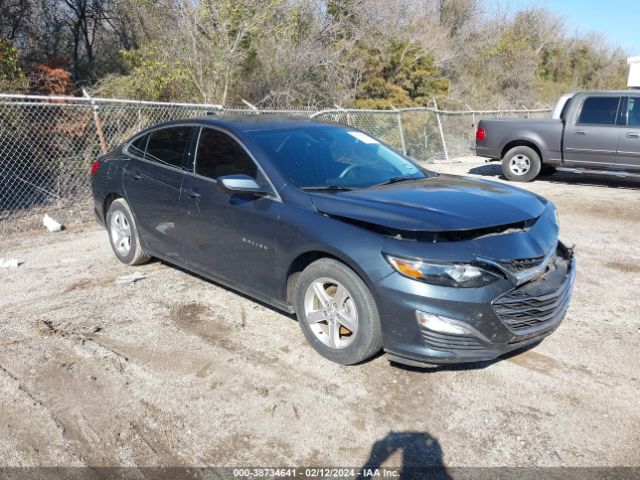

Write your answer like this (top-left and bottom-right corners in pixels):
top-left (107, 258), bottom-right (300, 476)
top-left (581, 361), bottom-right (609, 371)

top-left (294, 258), bottom-right (383, 365)
top-left (106, 198), bottom-right (150, 266)
top-left (502, 146), bottom-right (541, 182)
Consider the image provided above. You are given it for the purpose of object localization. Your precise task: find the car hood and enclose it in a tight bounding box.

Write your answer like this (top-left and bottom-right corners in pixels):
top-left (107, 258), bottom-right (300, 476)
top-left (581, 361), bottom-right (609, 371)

top-left (308, 174), bottom-right (546, 232)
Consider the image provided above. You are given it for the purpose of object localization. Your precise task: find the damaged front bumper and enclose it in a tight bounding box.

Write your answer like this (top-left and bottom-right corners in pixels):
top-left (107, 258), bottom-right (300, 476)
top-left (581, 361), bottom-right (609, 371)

top-left (375, 242), bottom-right (576, 367)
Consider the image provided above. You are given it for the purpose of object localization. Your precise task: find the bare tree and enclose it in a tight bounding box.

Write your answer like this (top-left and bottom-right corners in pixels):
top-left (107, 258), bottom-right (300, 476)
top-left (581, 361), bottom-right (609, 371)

top-left (152, 0), bottom-right (284, 104)
top-left (60, 0), bottom-right (109, 72)
top-left (0, 0), bottom-right (31, 40)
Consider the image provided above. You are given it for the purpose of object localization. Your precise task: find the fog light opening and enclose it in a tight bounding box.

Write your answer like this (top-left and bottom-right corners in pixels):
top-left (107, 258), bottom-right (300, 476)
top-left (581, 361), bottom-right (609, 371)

top-left (416, 311), bottom-right (479, 338)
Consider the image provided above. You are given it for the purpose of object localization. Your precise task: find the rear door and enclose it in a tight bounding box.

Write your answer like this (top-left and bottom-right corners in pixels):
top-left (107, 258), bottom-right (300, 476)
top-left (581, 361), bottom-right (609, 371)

top-left (179, 127), bottom-right (282, 298)
top-left (616, 95), bottom-right (640, 171)
top-left (123, 125), bottom-right (194, 258)
top-left (563, 95), bottom-right (622, 169)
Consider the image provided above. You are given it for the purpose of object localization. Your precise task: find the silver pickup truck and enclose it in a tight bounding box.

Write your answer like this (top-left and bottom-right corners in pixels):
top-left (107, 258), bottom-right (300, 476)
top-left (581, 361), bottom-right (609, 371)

top-left (475, 91), bottom-right (640, 182)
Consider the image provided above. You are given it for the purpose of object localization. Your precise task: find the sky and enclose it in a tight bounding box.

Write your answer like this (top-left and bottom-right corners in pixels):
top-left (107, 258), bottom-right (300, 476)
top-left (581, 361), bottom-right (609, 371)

top-left (499, 0), bottom-right (640, 55)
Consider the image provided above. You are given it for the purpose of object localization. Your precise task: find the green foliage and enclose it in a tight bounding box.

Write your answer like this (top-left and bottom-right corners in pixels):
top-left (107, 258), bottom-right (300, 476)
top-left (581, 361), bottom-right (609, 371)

top-left (0, 38), bottom-right (26, 93)
top-left (1, 1), bottom-right (632, 108)
top-left (448, 7), bottom-right (628, 108)
top-left (537, 39), bottom-right (627, 96)
top-left (94, 47), bottom-right (199, 101)
top-left (355, 40), bottom-right (449, 109)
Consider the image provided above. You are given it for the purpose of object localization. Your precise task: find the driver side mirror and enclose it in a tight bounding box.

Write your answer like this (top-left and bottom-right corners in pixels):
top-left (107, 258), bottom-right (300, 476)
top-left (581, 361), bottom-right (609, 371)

top-left (217, 174), bottom-right (270, 197)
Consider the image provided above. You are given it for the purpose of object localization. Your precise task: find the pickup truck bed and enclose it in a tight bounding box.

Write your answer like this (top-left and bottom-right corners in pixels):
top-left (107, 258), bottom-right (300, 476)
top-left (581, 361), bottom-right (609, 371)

top-left (475, 91), bottom-right (640, 182)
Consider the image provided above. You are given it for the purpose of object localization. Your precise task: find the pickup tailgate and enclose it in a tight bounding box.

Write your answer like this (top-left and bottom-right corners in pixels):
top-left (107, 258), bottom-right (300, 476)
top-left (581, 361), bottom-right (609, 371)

top-left (475, 118), bottom-right (563, 163)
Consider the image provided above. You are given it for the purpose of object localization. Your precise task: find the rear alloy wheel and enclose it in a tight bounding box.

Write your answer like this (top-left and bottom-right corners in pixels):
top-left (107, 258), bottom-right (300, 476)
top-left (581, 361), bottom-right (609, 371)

top-left (106, 198), bottom-right (150, 266)
top-left (294, 259), bottom-right (382, 365)
top-left (502, 146), bottom-right (541, 182)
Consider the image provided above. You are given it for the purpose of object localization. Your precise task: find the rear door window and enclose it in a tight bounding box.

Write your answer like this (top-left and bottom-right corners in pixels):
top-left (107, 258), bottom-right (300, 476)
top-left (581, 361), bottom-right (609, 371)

top-left (194, 128), bottom-right (258, 179)
top-left (626, 97), bottom-right (640, 126)
top-left (577, 97), bottom-right (621, 125)
top-left (145, 126), bottom-right (192, 168)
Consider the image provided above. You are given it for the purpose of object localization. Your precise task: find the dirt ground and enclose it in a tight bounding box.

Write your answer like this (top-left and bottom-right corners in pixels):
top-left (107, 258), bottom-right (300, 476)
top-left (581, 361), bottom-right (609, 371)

top-left (0, 157), bottom-right (639, 469)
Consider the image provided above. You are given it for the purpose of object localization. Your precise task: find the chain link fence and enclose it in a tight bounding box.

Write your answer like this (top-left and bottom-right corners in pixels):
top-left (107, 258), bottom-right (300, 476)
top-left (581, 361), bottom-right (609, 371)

top-left (312, 106), bottom-right (551, 160)
top-left (0, 93), bottom-right (551, 234)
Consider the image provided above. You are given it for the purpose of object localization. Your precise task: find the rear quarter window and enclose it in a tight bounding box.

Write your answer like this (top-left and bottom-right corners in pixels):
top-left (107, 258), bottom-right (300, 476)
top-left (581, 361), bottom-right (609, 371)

top-left (128, 134), bottom-right (148, 157)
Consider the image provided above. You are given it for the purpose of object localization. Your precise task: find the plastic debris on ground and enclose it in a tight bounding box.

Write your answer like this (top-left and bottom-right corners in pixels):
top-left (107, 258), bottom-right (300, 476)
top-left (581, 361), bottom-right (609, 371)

top-left (115, 271), bottom-right (146, 285)
top-left (43, 214), bottom-right (64, 232)
top-left (0, 258), bottom-right (23, 268)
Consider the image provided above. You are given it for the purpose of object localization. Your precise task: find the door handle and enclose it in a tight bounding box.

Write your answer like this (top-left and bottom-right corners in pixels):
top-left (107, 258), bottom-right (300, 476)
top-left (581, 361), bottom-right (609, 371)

top-left (574, 130), bottom-right (587, 135)
top-left (183, 188), bottom-right (201, 199)
top-left (626, 132), bottom-right (640, 139)
top-left (127, 171), bottom-right (142, 180)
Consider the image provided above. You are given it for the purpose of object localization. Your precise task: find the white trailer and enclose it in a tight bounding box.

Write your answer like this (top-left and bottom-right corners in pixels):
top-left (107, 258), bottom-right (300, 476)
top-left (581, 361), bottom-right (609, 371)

top-left (628, 56), bottom-right (640, 89)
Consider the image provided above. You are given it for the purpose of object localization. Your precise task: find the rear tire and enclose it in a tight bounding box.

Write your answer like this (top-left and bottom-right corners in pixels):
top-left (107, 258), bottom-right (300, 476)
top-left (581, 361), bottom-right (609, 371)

top-left (502, 146), bottom-right (541, 182)
top-left (106, 198), bottom-right (150, 266)
top-left (294, 258), bottom-right (383, 365)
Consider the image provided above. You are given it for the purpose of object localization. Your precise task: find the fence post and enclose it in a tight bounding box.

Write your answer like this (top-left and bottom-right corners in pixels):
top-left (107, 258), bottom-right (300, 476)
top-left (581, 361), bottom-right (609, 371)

top-left (424, 110), bottom-right (429, 154)
top-left (396, 111), bottom-right (407, 155)
top-left (433, 99), bottom-right (449, 161)
top-left (83, 89), bottom-right (108, 155)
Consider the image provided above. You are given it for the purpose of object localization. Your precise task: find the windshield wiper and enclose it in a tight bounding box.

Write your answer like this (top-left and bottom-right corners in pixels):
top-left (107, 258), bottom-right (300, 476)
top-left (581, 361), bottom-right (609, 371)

top-left (300, 185), bottom-right (353, 192)
top-left (370, 176), bottom-right (419, 188)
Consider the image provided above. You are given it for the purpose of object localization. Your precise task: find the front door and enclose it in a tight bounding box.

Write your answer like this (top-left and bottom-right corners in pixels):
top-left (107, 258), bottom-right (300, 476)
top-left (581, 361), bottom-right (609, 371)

top-left (616, 96), bottom-right (640, 171)
top-left (179, 127), bottom-right (282, 298)
top-left (563, 95), bottom-right (621, 169)
top-left (123, 126), bottom-right (193, 258)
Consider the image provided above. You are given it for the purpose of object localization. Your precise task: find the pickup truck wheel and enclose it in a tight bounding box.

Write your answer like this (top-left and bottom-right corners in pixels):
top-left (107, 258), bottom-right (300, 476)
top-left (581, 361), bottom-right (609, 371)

top-left (294, 258), bottom-right (383, 365)
top-left (502, 146), bottom-right (541, 182)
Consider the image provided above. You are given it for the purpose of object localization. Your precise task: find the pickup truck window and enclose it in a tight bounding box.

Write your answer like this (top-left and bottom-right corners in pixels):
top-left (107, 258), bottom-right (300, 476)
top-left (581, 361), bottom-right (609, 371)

top-left (627, 97), bottom-right (640, 126)
top-left (577, 96), bottom-right (621, 125)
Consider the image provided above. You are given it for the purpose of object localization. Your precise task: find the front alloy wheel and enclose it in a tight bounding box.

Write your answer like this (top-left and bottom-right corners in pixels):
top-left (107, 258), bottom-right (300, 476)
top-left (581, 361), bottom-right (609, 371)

top-left (294, 258), bottom-right (382, 365)
top-left (304, 277), bottom-right (359, 349)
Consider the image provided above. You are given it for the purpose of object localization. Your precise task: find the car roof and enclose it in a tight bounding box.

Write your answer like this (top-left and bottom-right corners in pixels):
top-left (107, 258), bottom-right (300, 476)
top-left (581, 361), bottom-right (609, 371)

top-left (573, 90), bottom-right (640, 96)
top-left (146, 115), bottom-right (344, 134)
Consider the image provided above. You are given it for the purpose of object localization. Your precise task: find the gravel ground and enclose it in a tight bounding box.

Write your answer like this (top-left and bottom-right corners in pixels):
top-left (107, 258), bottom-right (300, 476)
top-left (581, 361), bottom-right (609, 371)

top-left (0, 157), bottom-right (639, 469)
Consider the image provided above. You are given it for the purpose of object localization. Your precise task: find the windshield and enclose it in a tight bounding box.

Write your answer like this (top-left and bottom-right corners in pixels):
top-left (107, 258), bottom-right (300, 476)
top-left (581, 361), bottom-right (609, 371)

top-left (247, 126), bottom-right (429, 190)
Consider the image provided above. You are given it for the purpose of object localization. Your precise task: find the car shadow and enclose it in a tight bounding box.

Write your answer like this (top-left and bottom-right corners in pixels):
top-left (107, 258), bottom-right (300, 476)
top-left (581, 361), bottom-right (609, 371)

top-left (159, 260), bottom-right (297, 321)
top-left (359, 431), bottom-right (452, 480)
top-left (157, 259), bottom-right (542, 372)
top-left (468, 162), bottom-right (640, 190)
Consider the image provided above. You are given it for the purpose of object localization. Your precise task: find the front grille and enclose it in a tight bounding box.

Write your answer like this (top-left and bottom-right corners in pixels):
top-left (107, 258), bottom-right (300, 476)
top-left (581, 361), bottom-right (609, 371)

top-left (493, 273), bottom-right (574, 333)
top-left (420, 330), bottom-right (486, 352)
top-left (503, 255), bottom-right (547, 272)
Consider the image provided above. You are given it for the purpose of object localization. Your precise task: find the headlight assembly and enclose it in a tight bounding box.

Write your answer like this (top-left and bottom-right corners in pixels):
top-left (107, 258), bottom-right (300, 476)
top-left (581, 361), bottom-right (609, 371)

top-left (385, 254), bottom-right (502, 288)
